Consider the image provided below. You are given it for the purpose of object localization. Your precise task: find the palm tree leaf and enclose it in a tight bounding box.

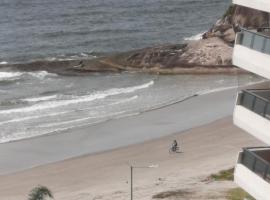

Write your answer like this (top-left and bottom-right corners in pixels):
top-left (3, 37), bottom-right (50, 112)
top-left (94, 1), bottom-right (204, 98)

top-left (28, 185), bottom-right (53, 200)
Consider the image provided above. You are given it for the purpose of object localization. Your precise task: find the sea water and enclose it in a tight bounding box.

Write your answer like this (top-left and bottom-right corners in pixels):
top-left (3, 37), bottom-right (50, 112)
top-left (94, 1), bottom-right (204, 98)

top-left (1, 0), bottom-right (230, 63)
top-left (0, 0), bottom-right (262, 143)
top-left (0, 71), bottom-right (262, 143)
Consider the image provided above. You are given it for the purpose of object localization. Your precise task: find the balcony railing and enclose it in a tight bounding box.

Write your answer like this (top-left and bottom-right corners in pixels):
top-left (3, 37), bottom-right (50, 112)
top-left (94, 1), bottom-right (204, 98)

top-left (238, 90), bottom-right (270, 119)
top-left (240, 147), bottom-right (270, 182)
top-left (236, 28), bottom-right (270, 55)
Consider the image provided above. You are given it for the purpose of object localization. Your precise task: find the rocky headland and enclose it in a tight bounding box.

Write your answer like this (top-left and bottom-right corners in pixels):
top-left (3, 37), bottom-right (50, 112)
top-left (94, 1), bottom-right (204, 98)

top-left (2, 5), bottom-right (270, 75)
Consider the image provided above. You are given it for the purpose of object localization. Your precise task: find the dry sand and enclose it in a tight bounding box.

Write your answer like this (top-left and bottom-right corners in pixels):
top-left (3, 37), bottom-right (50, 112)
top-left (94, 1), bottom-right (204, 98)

top-left (0, 117), bottom-right (263, 200)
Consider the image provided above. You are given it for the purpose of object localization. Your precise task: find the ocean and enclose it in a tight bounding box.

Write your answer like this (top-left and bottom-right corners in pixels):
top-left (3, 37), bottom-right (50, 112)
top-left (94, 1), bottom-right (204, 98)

top-left (1, 0), bottom-right (231, 63)
top-left (0, 0), bottom-right (262, 143)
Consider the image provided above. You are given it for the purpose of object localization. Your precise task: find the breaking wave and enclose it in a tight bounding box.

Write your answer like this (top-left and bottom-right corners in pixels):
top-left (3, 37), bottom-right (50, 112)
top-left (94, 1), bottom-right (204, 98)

top-left (44, 52), bottom-right (97, 62)
top-left (0, 61), bottom-right (8, 65)
top-left (0, 111), bottom-right (70, 126)
top-left (184, 31), bottom-right (205, 41)
top-left (0, 72), bottom-right (23, 81)
top-left (0, 95), bottom-right (139, 127)
top-left (0, 70), bottom-right (57, 82)
top-left (0, 80), bottom-right (154, 114)
top-left (26, 71), bottom-right (57, 79)
top-left (0, 110), bottom-right (128, 143)
top-left (23, 95), bottom-right (58, 102)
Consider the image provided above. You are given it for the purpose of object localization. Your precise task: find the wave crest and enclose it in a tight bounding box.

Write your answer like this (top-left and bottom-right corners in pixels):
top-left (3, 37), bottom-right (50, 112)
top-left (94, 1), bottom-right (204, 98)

top-left (0, 70), bottom-right (57, 82)
top-left (0, 80), bottom-right (153, 114)
top-left (184, 31), bottom-right (205, 41)
top-left (27, 71), bottom-right (57, 79)
top-left (23, 95), bottom-right (58, 102)
top-left (0, 61), bottom-right (8, 65)
top-left (0, 72), bottom-right (23, 81)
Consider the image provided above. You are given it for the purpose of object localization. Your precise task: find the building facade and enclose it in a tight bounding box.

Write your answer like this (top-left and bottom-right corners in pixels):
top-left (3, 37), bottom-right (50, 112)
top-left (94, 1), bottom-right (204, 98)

top-left (232, 1), bottom-right (270, 200)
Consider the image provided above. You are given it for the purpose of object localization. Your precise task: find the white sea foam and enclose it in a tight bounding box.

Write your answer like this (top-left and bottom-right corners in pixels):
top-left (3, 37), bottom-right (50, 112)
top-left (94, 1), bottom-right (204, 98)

top-left (37, 115), bottom-right (103, 128)
top-left (23, 95), bottom-right (58, 102)
top-left (0, 111), bottom-right (70, 126)
top-left (0, 95), bottom-right (138, 126)
top-left (0, 61), bottom-right (8, 65)
top-left (45, 57), bottom-right (75, 61)
top-left (27, 71), bottom-right (57, 79)
top-left (80, 53), bottom-right (88, 57)
top-left (111, 95), bottom-right (138, 105)
top-left (0, 72), bottom-right (23, 81)
top-left (43, 110), bottom-right (127, 128)
top-left (0, 70), bottom-right (57, 81)
top-left (0, 110), bottom-right (128, 143)
top-left (83, 95), bottom-right (139, 110)
top-left (0, 81), bottom-right (153, 114)
top-left (198, 79), bottom-right (267, 96)
top-left (198, 86), bottom-right (237, 95)
top-left (46, 57), bottom-right (57, 61)
top-left (184, 31), bottom-right (205, 41)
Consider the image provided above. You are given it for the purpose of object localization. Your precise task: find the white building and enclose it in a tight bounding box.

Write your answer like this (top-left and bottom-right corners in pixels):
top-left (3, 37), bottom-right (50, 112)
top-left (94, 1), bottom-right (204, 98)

top-left (232, 1), bottom-right (270, 199)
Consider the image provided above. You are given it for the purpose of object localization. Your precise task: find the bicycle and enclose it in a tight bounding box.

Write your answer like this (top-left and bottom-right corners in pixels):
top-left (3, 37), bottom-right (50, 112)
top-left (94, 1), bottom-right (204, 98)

top-left (169, 145), bottom-right (180, 153)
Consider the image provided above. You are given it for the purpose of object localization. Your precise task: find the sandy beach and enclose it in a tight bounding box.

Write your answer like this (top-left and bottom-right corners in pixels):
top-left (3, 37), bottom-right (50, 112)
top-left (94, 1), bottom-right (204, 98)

top-left (0, 116), bottom-right (263, 200)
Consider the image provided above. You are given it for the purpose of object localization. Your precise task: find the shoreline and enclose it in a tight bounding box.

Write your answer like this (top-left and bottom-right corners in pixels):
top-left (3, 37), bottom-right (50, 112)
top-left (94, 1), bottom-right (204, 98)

top-left (0, 87), bottom-right (238, 175)
top-left (0, 117), bottom-right (263, 200)
top-left (2, 77), bottom-right (265, 145)
top-left (0, 94), bottom-right (199, 144)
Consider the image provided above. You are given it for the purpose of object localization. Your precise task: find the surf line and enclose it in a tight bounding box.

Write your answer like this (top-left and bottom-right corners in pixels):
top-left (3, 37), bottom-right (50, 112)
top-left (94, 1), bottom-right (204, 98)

top-left (138, 94), bottom-right (199, 114)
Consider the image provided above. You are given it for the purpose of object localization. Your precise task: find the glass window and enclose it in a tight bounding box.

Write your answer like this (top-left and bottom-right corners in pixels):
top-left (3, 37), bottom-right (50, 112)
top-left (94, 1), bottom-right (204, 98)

top-left (253, 34), bottom-right (265, 52)
top-left (254, 97), bottom-right (267, 116)
top-left (242, 151), bottom-right (255, 170)
top-left (265, 104), bottom-right (270, 119)
top-left (242, 31), bottom-right (253, 47)
top-left (265, 167), bottom-right (270, 182)
top-left (242, 92), bottom-right (255, 110)
top-left (265, 38), bottom-right (270, 54)
top-left (254, 158), bottom-right (267, 177)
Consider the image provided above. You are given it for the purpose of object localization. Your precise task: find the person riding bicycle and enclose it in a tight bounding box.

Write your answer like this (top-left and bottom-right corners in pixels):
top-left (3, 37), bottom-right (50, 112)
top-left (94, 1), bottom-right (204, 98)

top-left (172, 140), bottom-right (178, 152)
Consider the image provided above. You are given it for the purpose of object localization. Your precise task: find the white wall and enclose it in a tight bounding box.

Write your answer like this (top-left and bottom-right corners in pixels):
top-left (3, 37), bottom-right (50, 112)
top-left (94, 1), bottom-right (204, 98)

top-left (233, 0), bottom-right (270, 13)
top-left (233, 45), bottom-right (270, 79)
top-left (235, 163), bottom-right (270, 200)
top-left (233, 105), bottom-right (270, 145)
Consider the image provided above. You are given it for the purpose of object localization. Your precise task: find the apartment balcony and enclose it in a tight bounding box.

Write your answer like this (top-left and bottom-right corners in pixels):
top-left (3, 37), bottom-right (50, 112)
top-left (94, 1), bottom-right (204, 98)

top-left (233, 89), bottom-right (270, 144)
top-left (235, 147), bottom-right (270, 200)
top-left (233, 28), bottom-right (270, 79)
top-left (233, 0), bottom-right (270, 13)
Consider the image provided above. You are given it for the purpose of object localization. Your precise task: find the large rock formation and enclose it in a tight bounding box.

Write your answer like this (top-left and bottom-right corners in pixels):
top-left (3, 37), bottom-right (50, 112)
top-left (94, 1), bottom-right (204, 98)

top-left (69, 5), bottom-right (270, 74)
top-left (78, 5), bottom-right (250, 74)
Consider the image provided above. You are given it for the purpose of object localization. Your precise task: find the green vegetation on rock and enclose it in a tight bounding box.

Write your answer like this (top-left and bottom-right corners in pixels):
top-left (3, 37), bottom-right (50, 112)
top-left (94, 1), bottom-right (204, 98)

top-left (226, 188), bottom-right (255, 200)
top-left (210, 168), bottom-right (234, 181)
top-left (152, 189), bottom-right (192, 199)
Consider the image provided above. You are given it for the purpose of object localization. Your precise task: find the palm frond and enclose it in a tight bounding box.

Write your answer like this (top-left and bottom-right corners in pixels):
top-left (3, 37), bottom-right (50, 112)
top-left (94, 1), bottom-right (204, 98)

top-left (28, 185), bottom-right (53, 200)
